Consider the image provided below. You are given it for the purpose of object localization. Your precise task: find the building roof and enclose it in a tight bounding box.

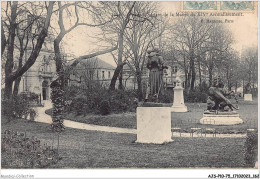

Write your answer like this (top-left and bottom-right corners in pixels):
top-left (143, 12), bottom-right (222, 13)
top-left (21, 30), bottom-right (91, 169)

top-left (68, 57), bottom-right (116, 70)
top-left (91, 58), bottom-right (116, 70)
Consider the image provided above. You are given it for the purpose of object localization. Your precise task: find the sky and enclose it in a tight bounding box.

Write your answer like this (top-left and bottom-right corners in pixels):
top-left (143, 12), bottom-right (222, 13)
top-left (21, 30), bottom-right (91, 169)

top-left (61, 1), bottom-right (258, 67)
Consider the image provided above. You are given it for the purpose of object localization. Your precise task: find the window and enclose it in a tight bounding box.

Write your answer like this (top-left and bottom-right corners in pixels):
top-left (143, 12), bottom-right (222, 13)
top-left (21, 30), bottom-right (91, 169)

top-left (102, 71), bottom-right (105, 79)
top-left (13, 62), bottom-right (18, 70)
top-left (163, 69), bottom-right (168, 76)
top-left (108, 71), bottom-right (111, 78)
top-left (89, 70), bottom-right (94, 80)
top-left (43, 55), bottom-right (46, 63)
top-left (97, 71), bottom-right (99, 79)
top-left (172, 66), bottom-right (178, 73)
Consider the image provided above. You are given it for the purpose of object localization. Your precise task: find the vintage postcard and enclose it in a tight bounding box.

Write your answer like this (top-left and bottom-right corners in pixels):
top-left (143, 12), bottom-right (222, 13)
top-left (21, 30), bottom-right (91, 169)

top-left (1, 0), bottom-right (258, 178)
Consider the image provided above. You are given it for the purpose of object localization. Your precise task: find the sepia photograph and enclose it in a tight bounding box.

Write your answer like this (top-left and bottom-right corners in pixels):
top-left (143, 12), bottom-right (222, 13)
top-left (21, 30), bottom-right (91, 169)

top-left (1, 0), bottom-right (259, 178)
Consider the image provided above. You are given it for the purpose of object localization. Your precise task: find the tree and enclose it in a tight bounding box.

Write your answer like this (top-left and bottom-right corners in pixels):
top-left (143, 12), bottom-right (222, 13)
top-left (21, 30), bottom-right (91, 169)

top-left (240, 47), bottom-right (258, 90)
top-left (2, 1), bottom-right (54, 99)
top-left (50, 2), bottom-right (118, 131)
top-left (168, 17), bottom-right (214, 91)
top-left (167, 17), bottom-right (233, 90)
top-left (219, 50), bottom-right (240, 91)
top-left (1, 21), bottom-right (7, 57)
top-left (204, 23), bottom-right (233, 86)
top-left (93, 2), bottom-right (136, 90)
top-left (123, 2), bottom-right (165, 100)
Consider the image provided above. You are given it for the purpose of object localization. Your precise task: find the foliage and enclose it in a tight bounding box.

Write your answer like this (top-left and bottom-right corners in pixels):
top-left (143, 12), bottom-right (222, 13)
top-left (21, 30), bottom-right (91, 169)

top-left (99, 100), bottom-right (111, 115)
top-left (65, 84), bottom-right (138, 115)
top-left (71, 95), bottom-right (89, 116)
top-left (159, 89), bottom-right (173, 103)
top-left (198, 81), bottom-right (209, 94)
top-left (184, 88), bottom-right (208, 103)
top-left (1, 130), bottom-right (60, 168)
top-left (50, 79), bottom-right (65, 132)
top-left (244, 130), bottom-right (258, 167)
top-left (2, 93), bottom-right (37, 120)
top-left (109, 89), bottom-right (138, 113)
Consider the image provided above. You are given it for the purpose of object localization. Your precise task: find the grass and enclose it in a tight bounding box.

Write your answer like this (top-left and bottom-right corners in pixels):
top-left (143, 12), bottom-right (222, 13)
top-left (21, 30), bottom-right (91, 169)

top-left (1, 116), bottom-right (248, 168)
top-left (171, 98), bottom-right (258, 133)
top-left (45, 97), bottom-right (258, 133)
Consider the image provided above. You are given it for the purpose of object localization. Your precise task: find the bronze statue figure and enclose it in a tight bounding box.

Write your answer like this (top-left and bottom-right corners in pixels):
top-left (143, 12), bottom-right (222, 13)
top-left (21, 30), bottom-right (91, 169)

top-left (244, 83), bottom-right (252, 94)
top-left (207, 77), bottom-right (238, 112)
top-left (145, 49), bottom-right (167, 102)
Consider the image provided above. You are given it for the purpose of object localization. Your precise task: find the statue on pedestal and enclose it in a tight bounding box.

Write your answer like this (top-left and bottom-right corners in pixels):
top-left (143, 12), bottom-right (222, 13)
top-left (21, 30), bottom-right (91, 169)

top-left (200, 76), bottom-right (243, 125)
top-left (244, 83), bottom-right (253, 101)
top-left (171, 73), bottom-right (188, 112)
top-left (244, 83), bottom-right (252, 94)
top-left (206, 77), bottom-right (238, 112)
top-left (145, 49), bottom-right (167, 103)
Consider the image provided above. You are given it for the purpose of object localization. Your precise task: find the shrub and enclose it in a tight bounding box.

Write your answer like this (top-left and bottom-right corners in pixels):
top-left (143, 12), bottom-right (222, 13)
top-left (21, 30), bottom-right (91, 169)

top-left (70, 95), bottom-right (88, 116)
top-left (2, 94), bottom-right (36, 120)
top-left (199, 81), bottom-right (209, 94)
top-left (109, 89), bottom-right (138, 113)
top-left (184, 89), bottom-right (208, 103)
top-left (99, 100), bottom-right (111, 115)
top-left (64, 85), bottom-right (80, 101)
top-left (1, 130), bottom-right (59, 168)
top-left (64, 84), bottom-right (139, 115)
top-left (244, 130), bottom-right (258, 167)
top-left (20, 92), bottom-right (40, 105)
top-left (29, 109), bottom-right (37, 121)
top-left (159, 89), bottom-right (173, 103)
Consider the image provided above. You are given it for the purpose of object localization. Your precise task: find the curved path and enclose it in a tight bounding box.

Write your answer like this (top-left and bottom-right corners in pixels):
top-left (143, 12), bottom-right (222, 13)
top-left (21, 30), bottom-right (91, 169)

top-left (34, 100), bottom-right (247, 138)
top-left (34, 100), bottom-right (136, 134)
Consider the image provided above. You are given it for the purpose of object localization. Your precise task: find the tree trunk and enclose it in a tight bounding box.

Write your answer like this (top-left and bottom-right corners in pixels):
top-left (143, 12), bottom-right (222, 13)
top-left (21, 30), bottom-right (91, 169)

top-left (136, 68), bottom-right (142, 101)
top-left (4, 2), bottom-right (18, 100)
top-left (208, 59), bottom-right (214, 87)
top-left (13, 49), bottom-right (24, 96)
top-left (109, 62), bottom-right (126, 90)
top-left (54, 39), bottom-right (64, 74)
top-left (5, 80), bottom-right (13, 99)
top-left (51, 36), bottom-right (66, 132)
top-left (242, 79), bottom-right (245, 96)
top-left (118, 71), bottom-right (124, 90)
top-left (183, 56), bottom-right (187, 88)
top-left (1, 22), bottom-right (7, 57)
top-left (4, 2), bottom-right (54, 100)
top-left (117, 30), bottom-right (124, 90)
top-left (190, 56), bottom-right (196, 91)
top-left (13, 77), bottom-right (21, 96)
top-left (187, 69), bottom-right (191, 89)
top-left (227, 67), bottom-right (232, 91)
top-left (186, 60), bottom-right (192, 90)
top-left (209, 68), bottom-right (213, 87)
top-left (197, 57), bottom-right (202, 86)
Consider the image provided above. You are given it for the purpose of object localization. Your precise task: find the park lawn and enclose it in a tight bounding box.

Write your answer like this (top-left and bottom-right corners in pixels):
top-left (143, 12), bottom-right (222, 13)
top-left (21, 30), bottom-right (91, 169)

top-left (171, 99), bottom-right (258, 134)
top-left (45, 98), bottom-right (258, 133)
top-left (1, 116), bottom-right (248, 168)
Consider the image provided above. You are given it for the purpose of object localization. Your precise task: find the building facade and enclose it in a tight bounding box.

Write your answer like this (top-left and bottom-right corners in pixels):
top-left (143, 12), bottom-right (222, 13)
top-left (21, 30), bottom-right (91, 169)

top-left (14, 41), bottom-right (56, 100)
top-left (14, 47), bottom-right (185, 100)
top-left (68, 57), bottom-right (115, 87)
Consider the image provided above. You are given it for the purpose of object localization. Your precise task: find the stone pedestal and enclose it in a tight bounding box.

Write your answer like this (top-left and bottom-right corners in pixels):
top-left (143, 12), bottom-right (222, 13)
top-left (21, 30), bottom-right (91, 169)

top-left (244, 94), bottom-right (253, 101)
top-left (200, 111), bottom-right (243, 125)
top-left (171, 85), bottom-right (187, 112)
top-left (136, 107), bottom-right (172, 144)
